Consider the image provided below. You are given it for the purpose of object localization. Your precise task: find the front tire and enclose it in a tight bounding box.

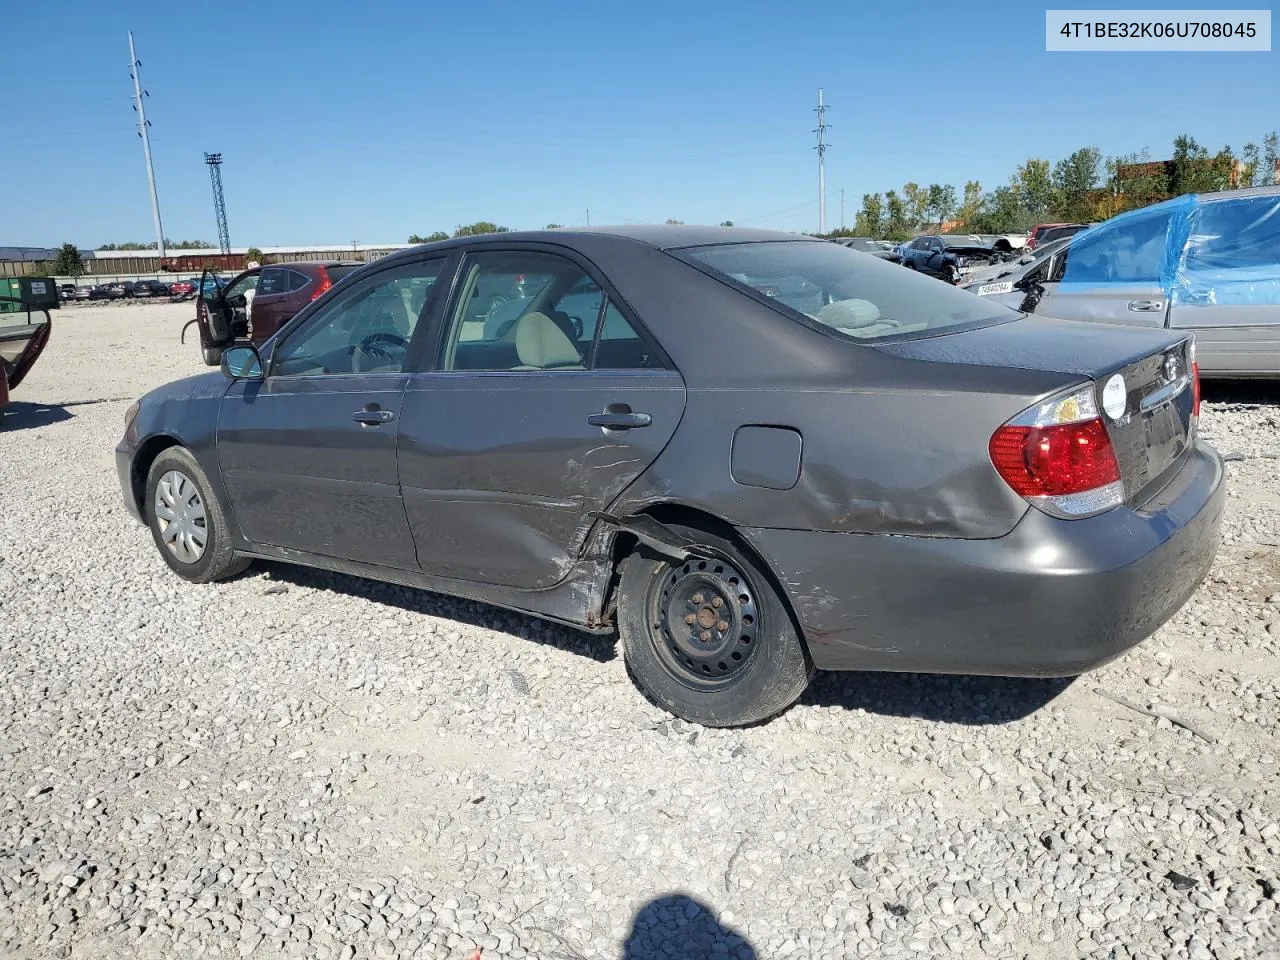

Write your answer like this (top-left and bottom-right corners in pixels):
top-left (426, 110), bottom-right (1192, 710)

top-left (617, 525), bottom-right (813, 727)
top-left (145, 446), bottom-right (249, 583)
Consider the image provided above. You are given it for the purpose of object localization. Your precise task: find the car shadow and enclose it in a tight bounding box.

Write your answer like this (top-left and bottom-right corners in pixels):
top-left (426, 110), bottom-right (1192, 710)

top-left (622, 893), bottom-right (756, 960)
top-left (1, 400), bottom-right (74, 429)
top-left (253, 560), bottom-right (619, 663)
top-left (1202, 379), bottom-right (1280, 405)
top-left (801, 670), bottom-right (1074, 724)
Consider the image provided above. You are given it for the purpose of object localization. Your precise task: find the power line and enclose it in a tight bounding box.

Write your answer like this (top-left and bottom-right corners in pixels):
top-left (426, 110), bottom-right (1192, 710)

top-left (204, 154), bottom-right (230, 254)
top-left (814, 88), bottom-right (829, 234)
top-left (128, 31), bottom-right (165, 259)
top-left (736, 199), bottom-right (818, 225)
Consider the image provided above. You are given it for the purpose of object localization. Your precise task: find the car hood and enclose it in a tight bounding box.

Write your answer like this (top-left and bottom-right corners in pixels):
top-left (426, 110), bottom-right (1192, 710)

top-left (943, 244), bottom-right (995, 257)
top-left (874, 314), bottom-right (1184, 379)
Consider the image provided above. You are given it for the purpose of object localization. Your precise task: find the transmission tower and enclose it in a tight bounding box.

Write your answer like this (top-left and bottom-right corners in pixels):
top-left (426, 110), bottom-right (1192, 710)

top-left (204, 153), bottom-right (230, 254)
top-left (128, 31), bottom-right (166, 258)
top-left (814, 88), bottom-right (829, 234)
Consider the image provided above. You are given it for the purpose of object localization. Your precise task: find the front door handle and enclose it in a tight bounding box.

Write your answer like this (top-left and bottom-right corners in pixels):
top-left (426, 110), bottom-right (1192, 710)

top-left (587, 411), bottom-right (652, 430)
top-left (352, 404), bottom-right (395, 426)
top-left (1128, 300), bottom-right (1164, 312)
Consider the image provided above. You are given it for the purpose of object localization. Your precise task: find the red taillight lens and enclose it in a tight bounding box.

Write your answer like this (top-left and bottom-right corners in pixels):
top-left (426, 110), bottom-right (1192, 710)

top-left (309, 271), bottom-right (332, 302)
top-left (1191, 361), bottom-right (1201, 418)
top-left (990, 419), bottom-right (1120, 497)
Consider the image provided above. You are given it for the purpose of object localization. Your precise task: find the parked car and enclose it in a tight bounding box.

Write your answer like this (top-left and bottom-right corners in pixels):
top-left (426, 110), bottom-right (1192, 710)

top-left (106, 282), bottom-right (133, 299)
top-left (0, 301), bottom-right (52, 419)
top-left (833, 237), bottom-right (901, 261)
top-left (899, 235), bottom-right (998, 283)
top-left (132, 280), bottom-right (170, 298)
top-left (186, 261), bottom-right (360, 365)
top-left (118, 225), bottom-right (1223, 727)
top-left (980, 187), bottom-right (1280, 377)
top-left (58, 283), bottom-right (76, 300)
top-left (1026, 222), bottom-right (1089, 250)
top-left (70, 285), bottom-right (94, 301)
top-left (88, 285), bottom-right (111, 301)
top-left (168, 279), bottom-right (198, 299)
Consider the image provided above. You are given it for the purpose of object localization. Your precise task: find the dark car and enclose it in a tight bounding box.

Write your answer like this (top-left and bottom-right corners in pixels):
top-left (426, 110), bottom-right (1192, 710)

top-left (58, 283), bottom-right (76, 300)
top-left (186, 261), bottom-right (360, 365)
top-left (1, 301), bottom-right (52, 419)
top-left (132, 280), bottom-right (170, 298)
top-left (899, 235), bottom-right (997, 283)
top-left (117, 226), bottom-right (1223, 728)
top-left (106, 282), bottom-right (132, 299)
top-left (88, 285), bottom-right (111, 301)
top-left (1026, 222), bottom-right (1091, 250)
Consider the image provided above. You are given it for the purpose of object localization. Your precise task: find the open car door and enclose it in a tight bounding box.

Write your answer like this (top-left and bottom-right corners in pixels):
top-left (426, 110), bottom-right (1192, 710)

top-left (0, 299), bottom-right (52, 412)
top-left (182, 267), bottom-right (260, 366)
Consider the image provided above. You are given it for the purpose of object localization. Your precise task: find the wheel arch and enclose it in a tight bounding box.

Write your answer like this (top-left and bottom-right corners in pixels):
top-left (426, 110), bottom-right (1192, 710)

top-left (129, 434), bottom-right (184, 516)
top-left (600, 502), bottom-right (810, 653)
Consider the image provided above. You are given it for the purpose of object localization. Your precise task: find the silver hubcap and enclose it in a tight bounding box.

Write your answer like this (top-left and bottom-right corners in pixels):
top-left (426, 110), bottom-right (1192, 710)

top-left (154, 470), bottom-right (208, 563)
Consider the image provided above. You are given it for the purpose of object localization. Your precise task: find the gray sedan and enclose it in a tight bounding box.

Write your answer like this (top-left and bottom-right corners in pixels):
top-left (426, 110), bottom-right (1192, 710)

top-left (117, 226), bottom-right (1224, 727)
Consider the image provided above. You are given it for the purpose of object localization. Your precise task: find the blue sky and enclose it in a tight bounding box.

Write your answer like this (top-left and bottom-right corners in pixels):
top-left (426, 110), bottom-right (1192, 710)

top-left (4, 1), bottom-right (1276, 247)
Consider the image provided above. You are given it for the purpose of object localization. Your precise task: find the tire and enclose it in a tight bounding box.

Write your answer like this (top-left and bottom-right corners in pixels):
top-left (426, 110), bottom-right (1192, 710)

top-left (617, 524), bottom-right (814, 727)
top-left (202, 345), bottom-right (223, 367)
top-left (145, 446), bottom-right (250, 583)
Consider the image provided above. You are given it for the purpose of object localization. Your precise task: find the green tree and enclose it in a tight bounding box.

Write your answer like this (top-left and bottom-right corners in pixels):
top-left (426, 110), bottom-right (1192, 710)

top-left (1262, 132), bottom-right (1278, 184)
top-left (52, 243), bottom-right (84, 277)
top-left (719, 220), bottom-right (734, 227)
top-left (925, 184), bottom-right (957, 230)
top-left (901, 182), bottom-right (928, 231)
top-left (1168, 135), bottom-right (1233, 194)
top-left (1051, 147), bottom-right (1102, 221)
top-left (1014, 159), bottom-right (1053, 219)
top-left (545, 223), bottom-right (564, 229)
top-left (853, 193), bottom-right (885, 237)
top-left (664, 218), bottom-right (685, 225)
top-left (1107, 150), bottom-right (1170, 213)
top-left (883, 190), bottom-right (910, 240)
top-left (452, 222), bottom-right (511, 237)
top-left (408, 231), bottom-right (449, 243)
top-left (969, 186), bottom-right (1034, 234)
top-left (955, 181), bottom-right (983, 229)
top-left (1240, 142), bottom-right (1260, 187)
top-left (244, 247), bottom-right (263, 266)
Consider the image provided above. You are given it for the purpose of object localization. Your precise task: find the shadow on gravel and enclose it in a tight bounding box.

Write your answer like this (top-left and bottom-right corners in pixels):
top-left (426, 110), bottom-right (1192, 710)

top-left (623, 893), bottom-right (757, 960)
top-left (1202, 380), bottom-right (1280, 405)
top-left (801, 671), bottom-right (1074, 724)
top-left (254, 561), bottom-right (619, 662)
top-left (0, 400), bottom-right (74, 430)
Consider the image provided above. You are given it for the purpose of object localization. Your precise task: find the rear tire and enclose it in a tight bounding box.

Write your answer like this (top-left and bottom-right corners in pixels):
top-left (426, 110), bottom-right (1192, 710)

top-left (617, 525), bottom-right (813, 727)
top-left (202, 345), bottom-right (223, 367)
top-left (145, 446), bottom-right (249, 583)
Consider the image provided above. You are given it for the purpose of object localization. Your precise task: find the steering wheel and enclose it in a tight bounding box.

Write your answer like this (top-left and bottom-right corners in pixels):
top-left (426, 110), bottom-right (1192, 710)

top-left (352, 332), bottom-right (410, 372)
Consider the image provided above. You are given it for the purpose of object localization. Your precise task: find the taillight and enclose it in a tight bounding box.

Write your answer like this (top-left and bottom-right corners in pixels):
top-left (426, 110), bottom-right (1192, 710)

top-left (1188, 337), bottom-right (1201, 419)
top-left (989, 384), bottom-right (1124, 519)
top-left (309, 271), bottom-right (333, 302)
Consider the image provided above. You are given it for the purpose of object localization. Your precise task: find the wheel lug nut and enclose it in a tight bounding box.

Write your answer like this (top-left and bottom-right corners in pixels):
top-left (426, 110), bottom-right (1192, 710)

top-left (691, 593), bottom-right (703, 605)
top-left (684, 614), bottom-right (696, 625)
top-left (717, 621), bottom-right (728, 632)
top-left (700, 631), bottom-right (711, 642)
top-left (711, 596), bottom-right (722, 608)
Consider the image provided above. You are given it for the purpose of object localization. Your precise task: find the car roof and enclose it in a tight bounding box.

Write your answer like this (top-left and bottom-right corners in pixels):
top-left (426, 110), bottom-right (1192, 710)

top-left (391, 225), bottom-right (817, 257)
top-left (1198, 184), bottom-right (1280, 203)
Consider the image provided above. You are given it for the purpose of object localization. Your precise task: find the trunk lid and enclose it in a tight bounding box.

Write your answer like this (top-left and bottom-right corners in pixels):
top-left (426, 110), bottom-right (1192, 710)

top-left (876, 315), bottom-right (1196, 506)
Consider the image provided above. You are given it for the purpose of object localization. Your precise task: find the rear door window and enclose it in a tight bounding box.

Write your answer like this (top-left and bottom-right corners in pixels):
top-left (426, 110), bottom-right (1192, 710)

top-left (256, 268), bottom-right (291, 296)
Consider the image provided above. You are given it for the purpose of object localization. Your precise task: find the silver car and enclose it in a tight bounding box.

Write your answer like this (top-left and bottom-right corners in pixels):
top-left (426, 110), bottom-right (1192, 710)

top-left (966, 186), bottom-right (1280, 378)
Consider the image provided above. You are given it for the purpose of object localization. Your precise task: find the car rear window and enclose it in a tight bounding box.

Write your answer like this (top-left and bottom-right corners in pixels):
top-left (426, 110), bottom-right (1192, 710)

top-left (678, 240), bottom-right (1017, 341)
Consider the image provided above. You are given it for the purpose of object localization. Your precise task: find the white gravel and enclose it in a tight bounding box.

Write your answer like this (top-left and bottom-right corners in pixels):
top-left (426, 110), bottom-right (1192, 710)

top-left (1, 301), bottom-right (1278, 959)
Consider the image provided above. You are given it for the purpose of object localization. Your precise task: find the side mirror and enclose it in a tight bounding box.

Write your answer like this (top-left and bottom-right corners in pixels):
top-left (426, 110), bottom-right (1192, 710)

top-left (221, 343), bottom-right (264, 380)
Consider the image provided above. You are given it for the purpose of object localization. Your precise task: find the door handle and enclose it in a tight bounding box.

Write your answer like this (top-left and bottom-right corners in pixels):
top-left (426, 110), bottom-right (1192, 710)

top-left (587, 412), bottom-right (652, 430)
top-left (352, 405), bottom-right (395, 426)
top-left (1128, 300), bottom-right (1164, 312)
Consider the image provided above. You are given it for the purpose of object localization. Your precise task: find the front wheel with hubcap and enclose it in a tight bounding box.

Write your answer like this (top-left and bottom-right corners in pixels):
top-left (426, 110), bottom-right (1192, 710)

top-left (617, 525), bottom-right (813, 727)
top-left (145, 446), bottom-right (249, 583)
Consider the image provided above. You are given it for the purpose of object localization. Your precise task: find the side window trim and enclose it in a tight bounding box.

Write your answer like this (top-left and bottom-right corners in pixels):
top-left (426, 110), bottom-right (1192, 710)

top-left (267, 255), bottom-right (450, 379)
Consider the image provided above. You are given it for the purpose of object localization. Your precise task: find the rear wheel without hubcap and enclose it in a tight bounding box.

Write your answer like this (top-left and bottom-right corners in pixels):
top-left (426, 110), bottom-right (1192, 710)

top-left (617, 525), bottom-right (813, 727)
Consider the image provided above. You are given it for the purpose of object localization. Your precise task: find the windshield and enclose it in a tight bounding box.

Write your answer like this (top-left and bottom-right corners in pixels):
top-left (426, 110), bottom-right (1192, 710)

top-left (680, 240), bottom-right (1016, 341)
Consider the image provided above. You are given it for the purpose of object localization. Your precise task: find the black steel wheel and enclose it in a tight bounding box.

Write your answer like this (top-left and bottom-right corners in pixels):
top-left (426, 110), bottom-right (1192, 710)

top-left (617, 524), bottom-right (813, 727)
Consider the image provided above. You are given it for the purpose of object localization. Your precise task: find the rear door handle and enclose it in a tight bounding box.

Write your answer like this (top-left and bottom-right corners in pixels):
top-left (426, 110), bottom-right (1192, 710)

top-left (352, 405), bottom-right (395, 426)
top-left (587, 412), bottom-right (652, 429)
top-left (1128, 300), bottom-right (1164, 312)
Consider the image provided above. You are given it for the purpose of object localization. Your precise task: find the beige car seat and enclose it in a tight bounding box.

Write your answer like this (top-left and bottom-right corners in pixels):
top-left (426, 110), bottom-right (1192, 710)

top-left (513, 312), bottom-right (584, 370)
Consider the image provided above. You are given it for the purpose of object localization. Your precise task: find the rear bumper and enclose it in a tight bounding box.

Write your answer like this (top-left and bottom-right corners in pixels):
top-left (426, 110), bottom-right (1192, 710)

top-left (742, 441), bottom-right (1225, 676)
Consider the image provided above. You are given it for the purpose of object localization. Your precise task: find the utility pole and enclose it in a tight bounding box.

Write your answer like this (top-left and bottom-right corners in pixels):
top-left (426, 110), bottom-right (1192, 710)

top-left (586, 208), bottom-right (590, 226)
top-left (814, 88), bottom-right (828, 235)
top-left (840, 188), bottom-right (845, 229)
top-left (128, 31), bottom-right (165, 259)
top-left (204, 153), bottom-right (230, 254)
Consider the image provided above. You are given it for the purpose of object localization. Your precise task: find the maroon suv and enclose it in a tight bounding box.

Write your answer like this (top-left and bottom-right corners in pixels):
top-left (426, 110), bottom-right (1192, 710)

top-left (189, 261), bottom-right (359, 365)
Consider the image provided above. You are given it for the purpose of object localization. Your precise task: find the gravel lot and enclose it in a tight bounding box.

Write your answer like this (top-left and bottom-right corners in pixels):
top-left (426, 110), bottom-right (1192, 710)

top-left (1, 302), bottom-right (1278, 960)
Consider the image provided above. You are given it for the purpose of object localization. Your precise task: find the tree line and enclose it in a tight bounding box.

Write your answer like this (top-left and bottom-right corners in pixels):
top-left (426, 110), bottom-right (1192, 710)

top-left (837, 131), bottom-right (1279, 241)
top-left (97, 240), bottom-right (213, 250)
